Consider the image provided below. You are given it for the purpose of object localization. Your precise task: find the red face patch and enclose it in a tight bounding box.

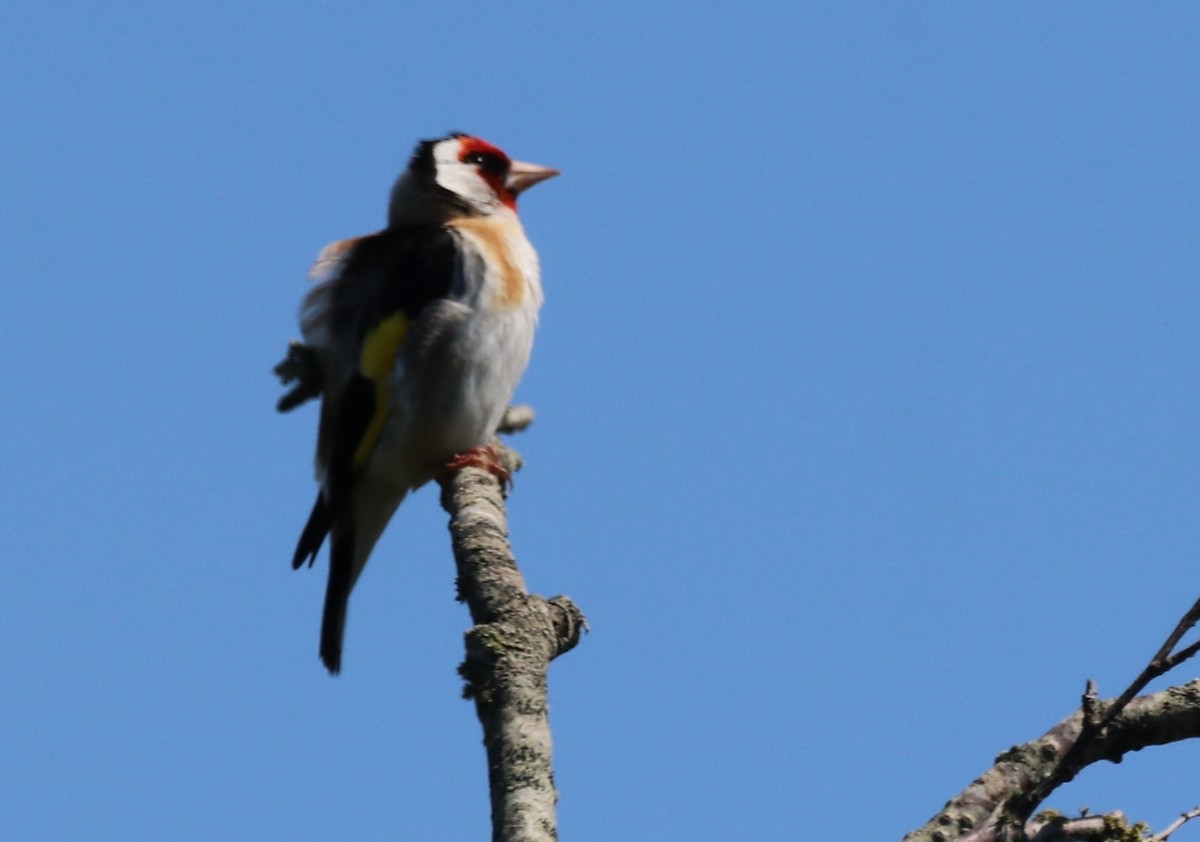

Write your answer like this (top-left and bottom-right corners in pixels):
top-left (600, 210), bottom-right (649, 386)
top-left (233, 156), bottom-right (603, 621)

top-left (457, 136), bottom-right (508, 163)
top-left (457, 136), bottom-right (517, 209)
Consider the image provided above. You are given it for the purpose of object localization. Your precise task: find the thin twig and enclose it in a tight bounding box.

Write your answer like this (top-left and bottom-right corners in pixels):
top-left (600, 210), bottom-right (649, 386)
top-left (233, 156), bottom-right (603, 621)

top-left (1019, 598), bottom-right (1200, 814)
top-left (1152, 807), bottom-right (1200, 842)
top-left (903, 678), bottom-right (1200, 842)
top-left (1101, 597), bottom-right (1200, 731)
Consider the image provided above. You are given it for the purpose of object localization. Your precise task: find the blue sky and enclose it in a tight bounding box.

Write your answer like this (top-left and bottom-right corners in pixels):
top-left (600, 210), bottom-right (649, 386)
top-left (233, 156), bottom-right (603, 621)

top-left (3, 3), bottom-right (1199, 840)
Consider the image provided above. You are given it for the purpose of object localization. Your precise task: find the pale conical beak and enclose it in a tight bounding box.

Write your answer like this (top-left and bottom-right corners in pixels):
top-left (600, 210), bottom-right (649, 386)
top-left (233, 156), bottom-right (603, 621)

top-left (507, 161), bottom-right (561, 195)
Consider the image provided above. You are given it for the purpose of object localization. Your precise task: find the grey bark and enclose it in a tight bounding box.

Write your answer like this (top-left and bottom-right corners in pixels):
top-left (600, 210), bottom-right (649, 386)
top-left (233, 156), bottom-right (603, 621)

top-left (903, 680), bottom-right (1200, 842)
top-left (438, 422), bottom-right (585, 842)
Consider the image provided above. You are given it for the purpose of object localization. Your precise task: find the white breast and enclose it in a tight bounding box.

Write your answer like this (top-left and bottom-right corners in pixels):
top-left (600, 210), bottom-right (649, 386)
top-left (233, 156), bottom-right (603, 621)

top-left (369, 212), bottom-right (543, 490)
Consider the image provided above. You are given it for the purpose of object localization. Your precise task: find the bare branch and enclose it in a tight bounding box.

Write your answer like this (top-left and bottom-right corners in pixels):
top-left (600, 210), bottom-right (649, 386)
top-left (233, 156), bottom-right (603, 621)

top-left (902, 679), bottom-right (1200, 842)
top-left (1163, 642), bottom-right (1200, 674)
top-left (1152, 807), bottom-right (1200, 842)
top-left (1018, 599), bottom-right (1200, 818)
top-left (1099, 597), bottom-right (1200, 733)
top-left (1027, 811), bottom-right (1132, 842)
top-left (439, 435), bottom-right (585, 842)
top-left (1082, 680), bottom-right (1101, 728)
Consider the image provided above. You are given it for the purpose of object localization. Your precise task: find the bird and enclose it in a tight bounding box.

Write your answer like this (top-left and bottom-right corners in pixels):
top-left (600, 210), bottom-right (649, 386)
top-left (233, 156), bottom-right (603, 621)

top-left (289, 132), bottom-right (559, 674)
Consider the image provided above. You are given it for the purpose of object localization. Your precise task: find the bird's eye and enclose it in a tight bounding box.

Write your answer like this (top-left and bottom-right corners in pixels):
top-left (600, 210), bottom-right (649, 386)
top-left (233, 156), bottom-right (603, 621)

top-left (464, 152), bottom-right (508, 175)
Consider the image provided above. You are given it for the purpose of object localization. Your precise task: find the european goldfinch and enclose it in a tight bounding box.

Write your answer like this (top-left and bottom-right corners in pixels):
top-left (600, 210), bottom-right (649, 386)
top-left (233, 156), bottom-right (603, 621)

top-left (290, 133), bottom-right (559, 674)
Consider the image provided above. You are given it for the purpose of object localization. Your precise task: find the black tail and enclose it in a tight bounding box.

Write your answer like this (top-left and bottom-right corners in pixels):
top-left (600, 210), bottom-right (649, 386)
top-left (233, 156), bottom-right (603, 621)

top-left (319, 527), bottom-right (355, 675)
top-left (293, 492), bottom-right (332, 569)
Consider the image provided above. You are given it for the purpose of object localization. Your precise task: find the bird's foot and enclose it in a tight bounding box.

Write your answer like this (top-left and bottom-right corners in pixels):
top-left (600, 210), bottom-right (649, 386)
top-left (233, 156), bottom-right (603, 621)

top-left (274, 341), bottom-right (323, 412)
top-left (441, 442), bottom-right (512, 491)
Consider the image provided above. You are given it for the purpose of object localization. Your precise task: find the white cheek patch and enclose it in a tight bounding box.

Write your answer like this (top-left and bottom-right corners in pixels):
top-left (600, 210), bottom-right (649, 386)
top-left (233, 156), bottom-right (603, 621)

top-left (435, 164), bottom-right (481, 200)
top-left (433, 139), bottom-right (499, 211)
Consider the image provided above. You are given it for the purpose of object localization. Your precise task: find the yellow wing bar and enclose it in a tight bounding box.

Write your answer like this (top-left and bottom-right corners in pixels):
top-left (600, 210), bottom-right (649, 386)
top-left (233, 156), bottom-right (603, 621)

top-left (353, 312), bottom-right (409, 467)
